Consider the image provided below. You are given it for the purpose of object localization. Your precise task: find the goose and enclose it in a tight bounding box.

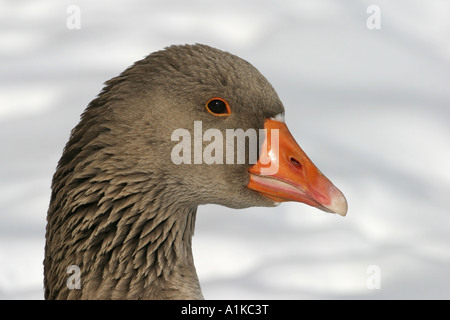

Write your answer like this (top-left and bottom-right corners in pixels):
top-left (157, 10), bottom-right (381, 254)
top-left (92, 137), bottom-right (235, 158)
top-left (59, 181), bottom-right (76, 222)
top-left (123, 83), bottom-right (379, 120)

top-left (44, 44), bottom-right (347, 300)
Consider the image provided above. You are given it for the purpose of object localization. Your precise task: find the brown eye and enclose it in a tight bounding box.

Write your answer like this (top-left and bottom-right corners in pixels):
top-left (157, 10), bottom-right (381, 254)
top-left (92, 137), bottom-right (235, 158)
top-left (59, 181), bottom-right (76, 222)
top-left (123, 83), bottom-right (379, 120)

top-left (206, 97), bottom-right (231, 116)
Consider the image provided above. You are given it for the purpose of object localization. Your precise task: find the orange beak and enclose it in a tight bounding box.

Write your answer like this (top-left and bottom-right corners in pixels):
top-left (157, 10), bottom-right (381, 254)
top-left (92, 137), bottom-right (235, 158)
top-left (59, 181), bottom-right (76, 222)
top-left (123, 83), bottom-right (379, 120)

top-left (248, 119), bottom-right (348, 216)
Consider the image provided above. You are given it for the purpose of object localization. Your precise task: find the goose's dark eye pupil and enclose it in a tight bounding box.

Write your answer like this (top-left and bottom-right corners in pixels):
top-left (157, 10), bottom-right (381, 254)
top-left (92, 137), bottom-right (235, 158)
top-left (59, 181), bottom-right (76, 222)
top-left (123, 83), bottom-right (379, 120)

top-left (208, 99), bottom-right (227, 114)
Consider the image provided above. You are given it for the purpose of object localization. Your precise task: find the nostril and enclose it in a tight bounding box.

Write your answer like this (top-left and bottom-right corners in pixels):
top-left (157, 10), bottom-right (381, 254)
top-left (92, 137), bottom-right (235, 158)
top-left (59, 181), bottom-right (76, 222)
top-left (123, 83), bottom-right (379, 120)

top-left (290, 157), bottom-right (302, 170)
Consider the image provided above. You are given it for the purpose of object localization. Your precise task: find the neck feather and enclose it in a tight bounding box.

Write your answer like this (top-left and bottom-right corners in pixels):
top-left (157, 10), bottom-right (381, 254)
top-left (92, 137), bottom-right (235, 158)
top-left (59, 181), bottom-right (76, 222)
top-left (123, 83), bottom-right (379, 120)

top-left (45, 162), bottom-right (203, 300)
top-left (45, 79), bottom-right (205, 299)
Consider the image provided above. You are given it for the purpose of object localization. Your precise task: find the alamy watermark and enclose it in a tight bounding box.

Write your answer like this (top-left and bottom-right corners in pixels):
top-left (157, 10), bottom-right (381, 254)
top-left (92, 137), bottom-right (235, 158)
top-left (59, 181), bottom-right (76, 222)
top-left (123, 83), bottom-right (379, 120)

top-left (171, 121), bottom-right (280, 175)
top-left (66, 265), bottom-right (81, 289)
top-left (66, 5), bottom-right (81, 30)
top-left (366, 5), bottom-right (381, 30)
top-left (66, 263), bottom-right (382, 291)
top-left (366, 265), bottom-right (381, 290)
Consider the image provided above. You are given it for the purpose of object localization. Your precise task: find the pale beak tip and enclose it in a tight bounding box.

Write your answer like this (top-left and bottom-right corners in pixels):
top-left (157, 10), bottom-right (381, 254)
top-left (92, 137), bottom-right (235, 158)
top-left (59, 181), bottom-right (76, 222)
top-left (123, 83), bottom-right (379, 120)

top-left (326, 187), bottom-right (348, 217)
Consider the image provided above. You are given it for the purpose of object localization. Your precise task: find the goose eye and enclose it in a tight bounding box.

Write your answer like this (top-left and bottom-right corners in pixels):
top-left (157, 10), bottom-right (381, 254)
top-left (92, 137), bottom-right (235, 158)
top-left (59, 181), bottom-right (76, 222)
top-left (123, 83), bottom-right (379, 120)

top-left (206, 98), bottom-right (231, 116)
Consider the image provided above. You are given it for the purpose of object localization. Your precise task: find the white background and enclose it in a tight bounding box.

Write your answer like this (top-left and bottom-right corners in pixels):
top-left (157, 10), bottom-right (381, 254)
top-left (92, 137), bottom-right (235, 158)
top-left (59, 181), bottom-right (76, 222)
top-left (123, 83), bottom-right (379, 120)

top-left (0, 0), bottom-right (449, 299)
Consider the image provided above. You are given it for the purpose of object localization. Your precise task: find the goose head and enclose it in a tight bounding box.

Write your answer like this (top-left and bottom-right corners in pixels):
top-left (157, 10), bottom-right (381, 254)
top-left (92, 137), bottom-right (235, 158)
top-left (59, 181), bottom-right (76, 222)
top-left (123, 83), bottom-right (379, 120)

top-left (44, 44), bottom-right (347, 300)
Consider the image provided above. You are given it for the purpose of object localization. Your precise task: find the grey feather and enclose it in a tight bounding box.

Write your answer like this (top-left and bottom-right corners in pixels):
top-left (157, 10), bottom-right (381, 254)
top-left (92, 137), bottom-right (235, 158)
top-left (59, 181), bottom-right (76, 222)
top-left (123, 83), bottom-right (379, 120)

top-left (44, 44), bottom-right (284, 299)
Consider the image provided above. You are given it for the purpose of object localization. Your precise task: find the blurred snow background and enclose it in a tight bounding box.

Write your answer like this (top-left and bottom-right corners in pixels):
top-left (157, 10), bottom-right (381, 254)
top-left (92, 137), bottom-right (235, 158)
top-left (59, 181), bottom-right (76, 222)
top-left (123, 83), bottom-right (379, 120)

top-left (1, 0), bottom-right (449, 299)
